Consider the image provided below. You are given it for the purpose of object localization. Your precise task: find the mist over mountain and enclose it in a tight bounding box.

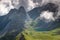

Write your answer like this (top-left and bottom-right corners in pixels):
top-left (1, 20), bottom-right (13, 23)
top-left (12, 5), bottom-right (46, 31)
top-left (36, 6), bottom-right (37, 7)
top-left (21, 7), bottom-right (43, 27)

top-left (0, 3), bottom-right (60, 38)
top-left (28, 3), bottom-right (60, 31)
top-left (0, 0), bottom-right (60, 40)
top-left (28, 3), bottom-right (58, 20)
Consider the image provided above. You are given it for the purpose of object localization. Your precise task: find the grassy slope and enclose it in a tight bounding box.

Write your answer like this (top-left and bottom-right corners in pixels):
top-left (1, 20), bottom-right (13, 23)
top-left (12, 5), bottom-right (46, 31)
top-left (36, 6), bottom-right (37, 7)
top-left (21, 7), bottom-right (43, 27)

top-left (16, 28), bottom-right (60, 40)
top-left (16, 20), bottom-right (60, 40)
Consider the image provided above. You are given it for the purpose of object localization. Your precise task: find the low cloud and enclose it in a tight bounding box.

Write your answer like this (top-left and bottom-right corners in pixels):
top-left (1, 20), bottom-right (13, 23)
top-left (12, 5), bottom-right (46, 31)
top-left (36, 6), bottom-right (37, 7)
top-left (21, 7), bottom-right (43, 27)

top-left (0, 0), bottom-right (14, 16)
top-left (40, 11), bottom-right (55, 22)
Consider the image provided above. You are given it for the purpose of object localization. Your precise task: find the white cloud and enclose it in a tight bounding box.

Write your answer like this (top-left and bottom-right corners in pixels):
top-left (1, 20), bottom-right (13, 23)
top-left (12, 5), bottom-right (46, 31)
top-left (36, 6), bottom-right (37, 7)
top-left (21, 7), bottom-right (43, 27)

top-left (40, 11), bottom-right (55, 22)
top-left (27, 0), bottom-right (39, 11)
top-left (11, 0), bottom-right (20, 7)
top-left (0, 4), bottom-right (9, 16)
top-left (0, 0), bottom-right (14, 16)
top-left (0, 0), bottom-right (60, 18)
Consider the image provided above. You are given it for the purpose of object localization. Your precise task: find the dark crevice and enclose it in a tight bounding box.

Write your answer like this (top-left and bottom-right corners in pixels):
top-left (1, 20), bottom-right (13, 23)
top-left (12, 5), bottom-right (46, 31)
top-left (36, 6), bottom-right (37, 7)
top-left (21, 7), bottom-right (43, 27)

top-left (20, 34), bottom-right (25, 40)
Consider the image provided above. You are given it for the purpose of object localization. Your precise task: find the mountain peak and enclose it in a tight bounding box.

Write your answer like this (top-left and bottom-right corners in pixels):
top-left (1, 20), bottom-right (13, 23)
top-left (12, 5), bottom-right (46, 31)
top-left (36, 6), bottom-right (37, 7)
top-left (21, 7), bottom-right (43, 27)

top-left (9, 8), bottom-right (17, 14)
top-left (18, 6), bottom-right (26, 12)
top-left (42, 3), bottom-right (58, 12)
top-left (19, 6), bottom-right (25, 9)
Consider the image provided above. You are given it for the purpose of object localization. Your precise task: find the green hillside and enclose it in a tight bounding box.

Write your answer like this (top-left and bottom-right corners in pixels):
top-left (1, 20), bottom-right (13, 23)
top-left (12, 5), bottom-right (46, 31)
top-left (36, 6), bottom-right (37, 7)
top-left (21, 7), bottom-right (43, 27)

top-left (0, 20), bottom-right (60, 40)
top-left (16, 20), bottom-right (60, 40)
top-left (16, 28), bottom-right (60, 40)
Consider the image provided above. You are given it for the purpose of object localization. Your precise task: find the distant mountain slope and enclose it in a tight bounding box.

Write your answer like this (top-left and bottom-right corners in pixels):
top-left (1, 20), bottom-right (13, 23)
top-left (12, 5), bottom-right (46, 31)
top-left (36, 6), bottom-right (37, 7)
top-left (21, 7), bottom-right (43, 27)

top-left (28, 7), bottom-right (41, 20)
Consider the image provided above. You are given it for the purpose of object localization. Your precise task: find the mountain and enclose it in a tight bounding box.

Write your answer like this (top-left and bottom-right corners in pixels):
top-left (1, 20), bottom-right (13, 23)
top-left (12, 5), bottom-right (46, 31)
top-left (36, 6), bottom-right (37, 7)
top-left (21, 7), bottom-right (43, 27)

top-left (28, 3), bottom-right (59, 31)
top-left (0, 6), bottom-right (27, 38)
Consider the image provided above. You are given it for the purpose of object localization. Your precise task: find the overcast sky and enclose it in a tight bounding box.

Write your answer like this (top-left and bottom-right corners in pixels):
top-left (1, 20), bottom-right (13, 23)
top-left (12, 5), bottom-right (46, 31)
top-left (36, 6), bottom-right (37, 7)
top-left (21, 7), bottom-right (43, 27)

top-left (0, 0), bottom-right (60, 15)
top-left (0, 0), bottom-right (60, 22)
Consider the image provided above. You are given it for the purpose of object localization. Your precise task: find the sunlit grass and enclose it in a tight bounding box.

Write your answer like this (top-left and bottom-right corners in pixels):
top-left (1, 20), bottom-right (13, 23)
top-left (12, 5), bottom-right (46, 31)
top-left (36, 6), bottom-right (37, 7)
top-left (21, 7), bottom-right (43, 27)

top-left (16, 20), bottom-right (60, 40)
top-left (16, 28), bottom-right (60, 40)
